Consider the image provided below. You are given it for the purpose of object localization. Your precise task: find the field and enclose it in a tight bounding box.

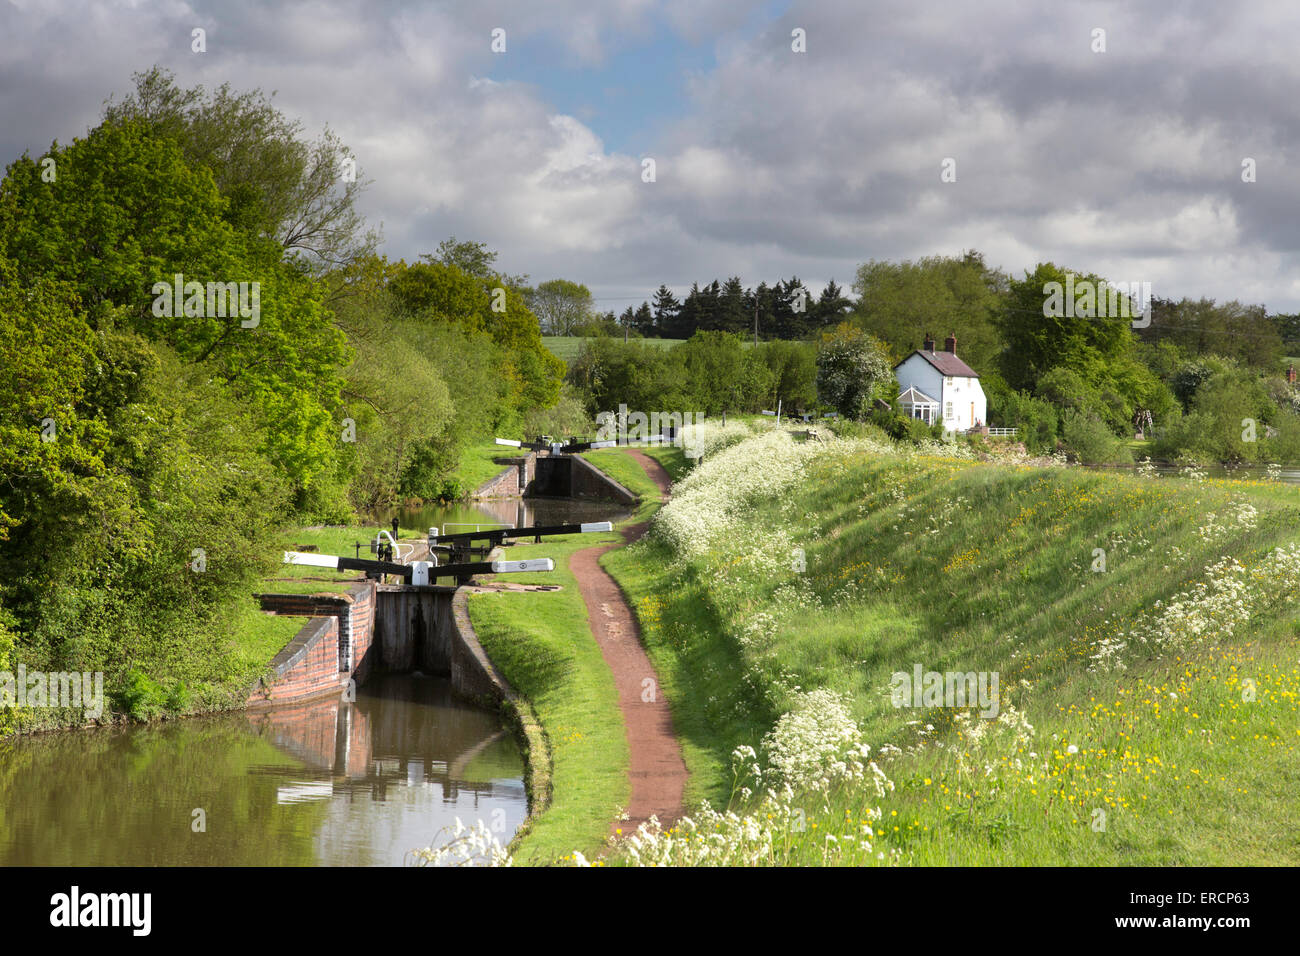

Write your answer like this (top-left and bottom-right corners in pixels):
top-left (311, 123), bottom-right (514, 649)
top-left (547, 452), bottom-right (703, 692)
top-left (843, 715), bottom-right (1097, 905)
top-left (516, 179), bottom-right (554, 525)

top-left (541, 336), bottom-right (685, 365)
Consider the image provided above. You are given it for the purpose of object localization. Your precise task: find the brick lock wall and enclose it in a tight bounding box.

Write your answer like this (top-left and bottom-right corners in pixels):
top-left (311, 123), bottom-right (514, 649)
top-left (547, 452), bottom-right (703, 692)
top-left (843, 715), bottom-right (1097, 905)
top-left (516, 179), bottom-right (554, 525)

top-left (248, 581), bottom-right (378, 708)
top-left (473, 452), bottom-right (537, 498)
top-left (347, 582), bottom-right (376, 684)
top-left (247, 616), bottom-right (345, 707)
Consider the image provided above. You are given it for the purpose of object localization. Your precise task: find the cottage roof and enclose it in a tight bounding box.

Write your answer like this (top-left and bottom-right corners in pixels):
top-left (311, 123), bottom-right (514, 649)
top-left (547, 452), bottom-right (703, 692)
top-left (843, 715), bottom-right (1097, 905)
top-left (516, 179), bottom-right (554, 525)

top-left (895, 349), bottom-right (980, 379)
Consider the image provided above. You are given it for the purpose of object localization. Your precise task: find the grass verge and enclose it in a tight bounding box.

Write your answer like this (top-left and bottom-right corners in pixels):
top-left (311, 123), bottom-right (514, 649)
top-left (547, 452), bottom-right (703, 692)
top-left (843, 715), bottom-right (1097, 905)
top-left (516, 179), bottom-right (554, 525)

top-left (466, 530), bottom-right (629, 864)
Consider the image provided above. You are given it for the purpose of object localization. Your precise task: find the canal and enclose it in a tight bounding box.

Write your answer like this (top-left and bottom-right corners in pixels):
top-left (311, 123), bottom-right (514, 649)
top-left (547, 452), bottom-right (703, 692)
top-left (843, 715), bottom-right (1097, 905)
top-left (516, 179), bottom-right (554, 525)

top-left (0, 495), bottom-right (632, 866)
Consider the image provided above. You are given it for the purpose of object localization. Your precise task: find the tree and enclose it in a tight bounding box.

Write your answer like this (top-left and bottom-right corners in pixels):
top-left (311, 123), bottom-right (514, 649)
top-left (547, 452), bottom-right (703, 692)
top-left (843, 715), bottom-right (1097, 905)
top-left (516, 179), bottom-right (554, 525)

top-left (672, 282), bottom-right (704, 338)
top-left (815, 279), bottom-right (851, 328)
top-left (528, 279), bottom-right (594, 335)
top-left (718, 277), bottom-right (748, 333)
top-left (0, 119), bottom-right (350, 497)
top-left (1139, 296), bottom-right (1281, 369)
top-left (755, 340), bottom-right (818, 410)
top-left (651, 285), bottom-right (680, 338)
top-left (384, 257), bottom-right (564, 415)
top-left (853, 254), bottom-right (1005, 372)
top-left (677, 331), bottom-right (762, 414)
top-left (998, 262), bottom-right (1134, 392)
top-left (103, 66), bottom-right (375, 273)
top-left (771, 277), bottom-right (812, 339)
top-left (815, 323), bottom-right (894, 419)
top-left (435, 237), bottom-right (497, 277)
top-left (633, 301), bottom-right (654, 336)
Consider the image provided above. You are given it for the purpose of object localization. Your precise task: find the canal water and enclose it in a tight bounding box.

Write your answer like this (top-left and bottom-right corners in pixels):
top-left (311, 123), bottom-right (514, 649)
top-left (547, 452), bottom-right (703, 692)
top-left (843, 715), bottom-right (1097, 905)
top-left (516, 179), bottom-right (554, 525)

top-left (1, 495), bottom-right (632, 866)
top-left (0, 674), bottom-right (527, 866)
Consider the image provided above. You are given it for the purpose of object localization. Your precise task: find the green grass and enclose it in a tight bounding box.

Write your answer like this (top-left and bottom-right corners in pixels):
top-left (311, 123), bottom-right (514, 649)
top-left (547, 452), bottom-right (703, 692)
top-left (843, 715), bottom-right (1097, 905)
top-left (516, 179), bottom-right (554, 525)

top-left (453, 440), bottom-right (527, 495)
top-left (467, 531), bottom-right (629, 864)
top-left (599, 439), bottom-right (1300, 864)
top-left (579, 447), bottom-right (670, 521)
top-left (223, 599), bottom-right (310, 677)
top-left (541, 336), bottom-right (685, 364)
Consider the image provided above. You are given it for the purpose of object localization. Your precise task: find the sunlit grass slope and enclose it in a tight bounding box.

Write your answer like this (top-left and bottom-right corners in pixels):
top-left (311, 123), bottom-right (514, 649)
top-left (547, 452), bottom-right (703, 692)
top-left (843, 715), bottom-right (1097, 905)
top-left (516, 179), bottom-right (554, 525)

top-left (602, 428), bottom-right (1300, 865)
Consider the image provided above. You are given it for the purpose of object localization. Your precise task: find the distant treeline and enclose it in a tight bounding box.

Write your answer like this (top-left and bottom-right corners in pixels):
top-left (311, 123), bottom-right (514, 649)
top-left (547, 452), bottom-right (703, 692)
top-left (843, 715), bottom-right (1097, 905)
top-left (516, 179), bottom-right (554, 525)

top-left (587, 277), bottom-right (853, 340)
top-left (564, 252), bottom-right (1300, 466)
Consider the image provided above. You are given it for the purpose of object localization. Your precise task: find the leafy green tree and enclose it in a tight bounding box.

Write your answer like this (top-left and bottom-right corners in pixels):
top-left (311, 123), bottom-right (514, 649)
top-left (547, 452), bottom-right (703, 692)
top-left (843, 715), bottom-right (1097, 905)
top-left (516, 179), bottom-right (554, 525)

top-left (853, 254), bottom-right (1005, 372)
top-left (103, 66), bottom-right (375, 273)
top-left (754, 340), bottom-right (817, 410)
top-left (982, 371), bottom-right (1059, 453)
top-left (568, 338), bottom-right (688, 414)
top-left (1060, 410), bottom-right (1131, 464)
top-left (0, 119), bottom-right (350, 499)
top-left (0, 261), bottom-right (105, 552)
top-left (677, 331), bottom-right (761, 414)
top-left (528, 278), bottom-right (594, 335)
top-left (385, 256), bottom-right (564, 414)
top-left (998, 262), bottom-right (1133, 392)
top-left (1140, 296), bottom-right (1281, 369)
top-left (1153, 359), bottom-right (1276, 462)
top-left (815, 323), bottom-right (894, 420)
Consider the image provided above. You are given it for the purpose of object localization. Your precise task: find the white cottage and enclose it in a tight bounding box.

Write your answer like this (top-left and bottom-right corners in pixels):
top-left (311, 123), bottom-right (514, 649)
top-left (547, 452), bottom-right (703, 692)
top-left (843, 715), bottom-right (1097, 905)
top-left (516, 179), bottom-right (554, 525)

top-left (893, 333), bottom-right (987, 433)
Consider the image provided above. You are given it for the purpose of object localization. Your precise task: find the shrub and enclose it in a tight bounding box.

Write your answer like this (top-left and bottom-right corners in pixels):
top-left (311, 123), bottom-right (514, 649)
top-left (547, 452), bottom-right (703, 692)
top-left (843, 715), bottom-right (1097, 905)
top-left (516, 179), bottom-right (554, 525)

top-left (114, 668), bottom-right (191, 722)
top-left (1060, 410), bottom-right (1131, 464)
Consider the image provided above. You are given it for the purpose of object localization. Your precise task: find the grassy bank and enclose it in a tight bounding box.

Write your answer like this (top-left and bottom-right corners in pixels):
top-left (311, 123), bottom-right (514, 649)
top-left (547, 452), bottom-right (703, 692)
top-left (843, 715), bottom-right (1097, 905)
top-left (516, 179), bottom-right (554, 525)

top-left (596, 425), bottom-right (1300, 865)
top-left (454, 441), bottom-right (522, 495)
top-left (466, 530), bottom-right (629, 863)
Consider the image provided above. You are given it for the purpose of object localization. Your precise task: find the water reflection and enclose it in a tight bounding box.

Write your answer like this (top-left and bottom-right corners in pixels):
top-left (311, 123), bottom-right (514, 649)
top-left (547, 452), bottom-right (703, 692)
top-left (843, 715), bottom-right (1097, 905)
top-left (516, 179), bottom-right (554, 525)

top-left (0, 674), bottom-right (526, 866)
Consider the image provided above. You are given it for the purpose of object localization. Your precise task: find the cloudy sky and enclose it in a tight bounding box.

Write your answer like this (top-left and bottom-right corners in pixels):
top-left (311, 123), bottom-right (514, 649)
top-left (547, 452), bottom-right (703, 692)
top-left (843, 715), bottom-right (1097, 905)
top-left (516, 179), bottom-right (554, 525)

top-left (4, 0), bottom-right (1300, 311)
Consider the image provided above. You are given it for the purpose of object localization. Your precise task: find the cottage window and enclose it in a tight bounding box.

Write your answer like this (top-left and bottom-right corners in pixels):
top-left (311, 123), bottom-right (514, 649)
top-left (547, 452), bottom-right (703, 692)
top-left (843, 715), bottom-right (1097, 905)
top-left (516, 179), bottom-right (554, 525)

top-left (945, 402), bottom-right (954, 419)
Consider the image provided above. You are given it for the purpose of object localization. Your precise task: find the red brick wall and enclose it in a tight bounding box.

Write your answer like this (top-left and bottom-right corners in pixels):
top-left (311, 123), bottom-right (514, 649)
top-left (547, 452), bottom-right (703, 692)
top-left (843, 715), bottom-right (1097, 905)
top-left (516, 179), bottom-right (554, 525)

top-left (348, 582), bottom-right (376, 683)
top-left (473, 452), bottom-right (536, 498)
top-left (247, 616), bottom-right (344, 708)
top-left (248, 581), bottom-right (378, 708)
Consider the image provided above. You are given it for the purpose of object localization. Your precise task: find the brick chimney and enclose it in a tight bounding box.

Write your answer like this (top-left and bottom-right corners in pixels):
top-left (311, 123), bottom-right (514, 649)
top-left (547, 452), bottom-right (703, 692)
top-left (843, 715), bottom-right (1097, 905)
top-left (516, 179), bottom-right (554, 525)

top-left (923, 333), bottom-right (935, 352)
top-left (944, 332), bottom-right (957, 354)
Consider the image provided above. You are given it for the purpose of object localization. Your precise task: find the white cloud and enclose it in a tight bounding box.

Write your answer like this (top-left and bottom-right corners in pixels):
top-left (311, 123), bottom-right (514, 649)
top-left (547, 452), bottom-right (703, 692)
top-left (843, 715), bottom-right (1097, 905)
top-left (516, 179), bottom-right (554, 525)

top-left (3, 0), bottom-right (1300, 308)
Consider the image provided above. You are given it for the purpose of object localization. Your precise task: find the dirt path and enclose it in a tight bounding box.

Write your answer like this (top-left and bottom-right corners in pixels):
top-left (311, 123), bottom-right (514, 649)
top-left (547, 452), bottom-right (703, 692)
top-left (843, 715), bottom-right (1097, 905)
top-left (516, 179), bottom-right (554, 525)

top-left (569, 448), bottom-right (685, 836)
